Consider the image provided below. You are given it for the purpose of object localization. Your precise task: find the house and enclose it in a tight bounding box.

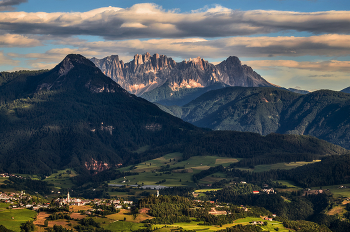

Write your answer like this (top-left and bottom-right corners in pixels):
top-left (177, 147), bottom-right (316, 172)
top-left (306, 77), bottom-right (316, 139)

top-left (250, 221), bottom-right (264, 225)
top-left (302, 189), bottom-right (323, 196)
top-left (263, 217), bottom-right (273, 221)
top-left (208, 208), bottom-right (227, 215)
top-left (262, 188), bottom-right (274, 194)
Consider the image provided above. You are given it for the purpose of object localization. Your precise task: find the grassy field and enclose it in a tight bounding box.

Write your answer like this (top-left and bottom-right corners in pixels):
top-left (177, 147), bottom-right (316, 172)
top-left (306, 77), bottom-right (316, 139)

top-left (316, 184), bottom-right (350, 198)
top-left (195, 189), bottom-right (222, 193)
top-left (44, 169), bottom-right (78, 190)
top-left (103, 221), bottom-right (148, 231)
top-left (106, 209), bottom-right (153, 223)
top-left (110, 153), bottom-right (239, 187)
top-left (327, 205), bottom-right (346, 216)
top-left (239, 160), bottom-right (321, 173)
top-left (29, 205), bottom-right (292, 232)
top-left (151, 217), bottom-right (291, 231)
top-left (0, 177), bottom-right (8, 184)
top-left (275, 180), bottom-right (300, 188)
top-left (0, 203), bottom-right (37, 232)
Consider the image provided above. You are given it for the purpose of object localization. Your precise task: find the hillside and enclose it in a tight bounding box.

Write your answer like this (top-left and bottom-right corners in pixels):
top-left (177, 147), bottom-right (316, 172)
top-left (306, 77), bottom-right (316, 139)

top-left (0, 55), bottom-right (346, 175)
top-left (0, 54), bottom-right (199, 174)
top-left (160, 87), bottom-right (350, 149)
top-left (91, 53), bottom-right (274, 106)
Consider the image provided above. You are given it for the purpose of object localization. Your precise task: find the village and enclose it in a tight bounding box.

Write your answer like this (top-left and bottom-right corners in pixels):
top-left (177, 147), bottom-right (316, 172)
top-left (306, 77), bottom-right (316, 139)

top-left (0, 191), bottom-right (134, 212)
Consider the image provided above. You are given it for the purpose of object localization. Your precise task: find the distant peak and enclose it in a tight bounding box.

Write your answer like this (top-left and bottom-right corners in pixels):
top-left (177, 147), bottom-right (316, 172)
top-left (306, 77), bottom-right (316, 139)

top-left (64, 54), bottom-right (86, 62)
top-left (226, 56), bottom-right (241, 63)
top-left (55, 54), bottom-right (96, 77)
top-left (188, 56), bottom-right (203, 63)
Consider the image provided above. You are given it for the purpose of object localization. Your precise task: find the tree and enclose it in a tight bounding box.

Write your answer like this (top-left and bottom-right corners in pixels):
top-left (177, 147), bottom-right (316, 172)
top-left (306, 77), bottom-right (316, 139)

top-left (20, 220), bottom-right (35, 232)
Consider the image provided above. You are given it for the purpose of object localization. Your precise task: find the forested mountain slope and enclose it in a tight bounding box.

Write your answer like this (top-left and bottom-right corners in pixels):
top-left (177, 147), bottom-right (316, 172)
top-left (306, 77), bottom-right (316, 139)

top-left (0, 55), bottom-right (345, 175)
top-left (161, 87), bottom-right (350, 149)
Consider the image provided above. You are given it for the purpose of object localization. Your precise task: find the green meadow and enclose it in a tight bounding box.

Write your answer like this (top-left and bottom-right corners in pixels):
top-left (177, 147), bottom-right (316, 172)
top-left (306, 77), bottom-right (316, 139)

top-left (110, 153), bottom-right (240, 187)
top-left (238, 160), bottom-right (321, 173)
top-left (315, 184), bottom-right (350, 198)
top-left (0, 203), bottom-right (37, 232)
top-left (151, 217), bottom-right (290, 231)
top-left (44, 169), bottom-right (78, 190)
top-left (103, 221), bottom-right (147, 231)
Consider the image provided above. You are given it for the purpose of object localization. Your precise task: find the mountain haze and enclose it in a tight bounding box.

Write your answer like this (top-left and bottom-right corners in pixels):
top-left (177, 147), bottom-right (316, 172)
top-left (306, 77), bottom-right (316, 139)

top-left (91, 53), bottom-right (274, 105)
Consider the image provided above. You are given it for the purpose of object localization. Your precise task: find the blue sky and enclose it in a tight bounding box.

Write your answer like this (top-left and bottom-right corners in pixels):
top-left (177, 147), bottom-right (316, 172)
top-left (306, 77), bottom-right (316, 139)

top-left (1, 0), bottom-right (350, 90)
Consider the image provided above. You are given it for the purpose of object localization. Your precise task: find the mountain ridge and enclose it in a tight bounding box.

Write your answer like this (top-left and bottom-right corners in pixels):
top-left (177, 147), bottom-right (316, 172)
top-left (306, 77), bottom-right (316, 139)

top-left (160, 86), bottom-right (350, 149)
top-left (91, 53), bottom-right (274, 104)
top-left (0, 54), bottom-right (346, 175)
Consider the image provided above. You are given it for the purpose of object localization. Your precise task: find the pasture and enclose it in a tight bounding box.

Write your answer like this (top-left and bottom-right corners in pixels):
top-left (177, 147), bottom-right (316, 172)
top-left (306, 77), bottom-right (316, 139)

top-left (0, 203), bottom-right (37, 232)
top-left (151, 217), bottom-right (290, 231)
top-left (44, 169), bottom-right (78, 190)
top-left (317, 184), bottom-right (350, 198)
top-left (239, 160), bottom-right (321, 173)
top-left (110, 153), bottom-right (239, 187)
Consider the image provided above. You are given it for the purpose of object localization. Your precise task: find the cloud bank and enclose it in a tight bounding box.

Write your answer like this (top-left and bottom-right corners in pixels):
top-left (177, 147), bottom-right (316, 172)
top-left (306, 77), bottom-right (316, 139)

top-left (0, 0), bottom-right (27, 11)
top-left (1, 4), bottom-right (350, 39)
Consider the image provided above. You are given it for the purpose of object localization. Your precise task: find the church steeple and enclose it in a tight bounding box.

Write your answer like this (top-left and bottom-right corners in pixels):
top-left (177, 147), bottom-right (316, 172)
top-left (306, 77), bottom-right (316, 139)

top-left (67, 191), bottom-right (70, 203)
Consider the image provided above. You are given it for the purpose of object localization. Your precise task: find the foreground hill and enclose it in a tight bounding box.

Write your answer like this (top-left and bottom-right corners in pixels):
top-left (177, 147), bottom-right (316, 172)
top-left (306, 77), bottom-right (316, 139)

top-left (0, 54), bottom-right (200, 174)
top-left (0, 55), bottom-right (345, 174)
top-left (161, 87), bottom-right (350, 148)
top-left (91, 53), bottom-right (274, 106)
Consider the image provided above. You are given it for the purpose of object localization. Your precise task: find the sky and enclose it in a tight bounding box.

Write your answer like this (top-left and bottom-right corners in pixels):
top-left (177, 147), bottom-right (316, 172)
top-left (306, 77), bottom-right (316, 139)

top-left (0, 0), bottom-right (350, 91)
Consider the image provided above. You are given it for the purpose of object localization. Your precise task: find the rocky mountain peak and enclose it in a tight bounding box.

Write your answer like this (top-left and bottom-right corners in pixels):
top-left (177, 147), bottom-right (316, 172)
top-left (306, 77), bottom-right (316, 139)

top-left (220, 56), bottom-right (242, 66)
top-left (91, 53), bottom-right (274, 95)
top-left (63, 54), bottom-right (95, 66)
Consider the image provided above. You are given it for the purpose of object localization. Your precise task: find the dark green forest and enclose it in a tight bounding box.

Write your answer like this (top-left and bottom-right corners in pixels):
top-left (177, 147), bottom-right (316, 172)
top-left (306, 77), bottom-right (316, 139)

top-left (160, 86), bottom-right (350, 149)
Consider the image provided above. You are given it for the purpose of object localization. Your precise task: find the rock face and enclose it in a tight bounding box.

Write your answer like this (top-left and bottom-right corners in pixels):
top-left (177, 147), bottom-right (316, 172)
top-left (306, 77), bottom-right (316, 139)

top-left (91, 53), bottom-right (274, 96)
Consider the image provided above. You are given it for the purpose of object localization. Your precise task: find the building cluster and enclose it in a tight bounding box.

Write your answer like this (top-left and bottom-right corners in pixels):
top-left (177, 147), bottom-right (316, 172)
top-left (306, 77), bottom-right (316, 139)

top-left (54, 192), bottom-right (133, 209)
top-left (0, 191), bottom-right (50, 210)
top-left (0, 173), bottom-right (23, 178)
top-left (262, 188), bottom-right (275, 194)
top-left (0, 190), bottom-right (134, 213)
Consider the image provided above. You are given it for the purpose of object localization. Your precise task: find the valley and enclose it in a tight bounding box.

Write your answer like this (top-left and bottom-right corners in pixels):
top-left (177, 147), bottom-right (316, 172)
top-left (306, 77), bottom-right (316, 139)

top-left (0, 54), bottom-right (350, 232)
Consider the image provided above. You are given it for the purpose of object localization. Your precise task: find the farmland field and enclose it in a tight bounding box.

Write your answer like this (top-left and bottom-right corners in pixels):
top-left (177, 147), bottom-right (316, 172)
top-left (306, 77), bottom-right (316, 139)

top-left (44, 169), bottom-right (78, 190)
top-left (110, 153), bottom-right (239, 187)
top-left (317, 184), bottom-right (350, 198)
top-left (0, 203), bottom-right (37, 232)
top-left (151, 217), bottom-right (291, 231)
top-left (238, 160), bottom-right (321, 173)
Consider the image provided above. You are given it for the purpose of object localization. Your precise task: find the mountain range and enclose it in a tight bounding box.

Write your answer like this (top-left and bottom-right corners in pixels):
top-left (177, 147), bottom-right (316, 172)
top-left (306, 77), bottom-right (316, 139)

top-left (160, 87), bottom-right (350, 149)
top-left (91, 53), bottom-right (274, 106)
top-left (0, 54), bottom-right (345, 174)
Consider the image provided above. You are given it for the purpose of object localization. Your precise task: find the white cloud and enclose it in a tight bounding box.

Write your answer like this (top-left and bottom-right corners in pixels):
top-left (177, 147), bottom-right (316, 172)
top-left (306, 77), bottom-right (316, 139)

top-left (0, 4), bottom-right (350, 39)
top-left (0, 34), bottom-right (41, 47)
top-left (256, 66), bottom-right (350, 91)
top-left (49, 34), bottom-right (350, 59)
top-left (0, 51), bottom-right (19, 66)
top-left (245, 60), bottom-right (350, 72)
